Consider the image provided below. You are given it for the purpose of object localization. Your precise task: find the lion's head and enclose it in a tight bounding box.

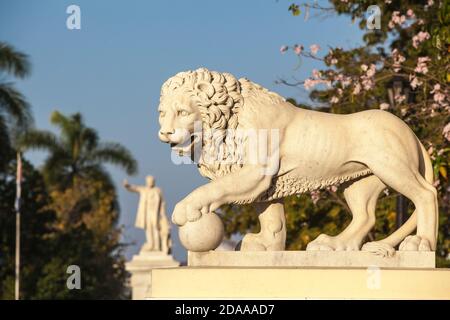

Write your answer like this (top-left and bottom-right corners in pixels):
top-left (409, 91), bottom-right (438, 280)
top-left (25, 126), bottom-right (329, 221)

top-left (158, 67), bottom-right (285, 180)
top-left (158, 68), bottom-right (245, 179)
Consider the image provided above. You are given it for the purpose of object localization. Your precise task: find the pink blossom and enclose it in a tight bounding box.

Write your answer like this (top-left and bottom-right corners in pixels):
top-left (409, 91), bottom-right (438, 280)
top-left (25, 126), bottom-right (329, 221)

top-left (352, 83), bottom-right (361, 95)
top-left (430, 83), bottom-right (441, 93)
top-left (310, 44), bottom-right (320, 55)
top-left (329, 185), bottom-right (338, 192)
top-left (361, 78), bottom-right (374, 91)
top-left (341, 76), bottom-right (352, 88)
top-left (330, 96), bottom-right (339, 104)
top-left (412, 31), bottom-right (430, 48)
top-left (311, 69), bottom-right (321, 79)
top-left (280, 45), bottom-right (288, 54)
top-left (409, 76), bottom-right (422, 89)
top-left (330, 58), bottom-right (338, 65)
top-left (366, 64), bottom-right (376, 77)
top-left (407, 9), bottom-right (415, 17)
top-left (303, 78), bottom-right (317, 90)
top-left (427, 0), bottom-right (434, 6)
top-left (359, 64), bottom-right (376, 91)
top-left (380, 103), bottom-right (390, 110)
top-left (434, 92), bottom-right (446, 104)
top-left (361, 64), bottom-right (368, 72)
top-left (443, 123), bottom-right (450, 142)
top-left (392, 49), bottom-right (406, 72)
top-left (389, 11), bottom-right (406, 29)
top-left (415, 56), bottom-right (431, 74)
top-left (310, 190), bottom-right (320, 205)
top-left (293, 44), bottom-right (303, 55)
top-left (431, 85), bottom-right (446, 104)
top-left (395, 94), bottom-right (406, 104)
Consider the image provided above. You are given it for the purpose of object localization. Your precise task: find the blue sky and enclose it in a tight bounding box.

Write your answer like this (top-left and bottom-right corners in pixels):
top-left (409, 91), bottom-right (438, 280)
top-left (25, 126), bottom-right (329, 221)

top-left (0, 0), bottom-right (364, 262)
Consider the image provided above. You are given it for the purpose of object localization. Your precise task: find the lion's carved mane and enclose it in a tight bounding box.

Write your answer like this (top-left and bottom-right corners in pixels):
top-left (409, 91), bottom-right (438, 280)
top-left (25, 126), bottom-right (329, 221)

top-left (160, 68), bottom-right (284, 180)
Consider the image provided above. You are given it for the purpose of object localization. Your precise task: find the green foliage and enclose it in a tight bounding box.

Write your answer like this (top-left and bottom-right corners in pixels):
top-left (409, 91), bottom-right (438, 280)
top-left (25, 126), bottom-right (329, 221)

top-left (0, 42), bottom-right (136, 298)
top-left (0, 156), bottom-right (56, 299)
top-left (0, 151), bottom-right (130, 299)
top-left (0, 155), bottom-right (129, 299)
top-left (288, 4), bottom-right (301, 16)
top-left (0, 42), bottom-right (33, 156)
top-left (19, 111), bottom-right (137, 190)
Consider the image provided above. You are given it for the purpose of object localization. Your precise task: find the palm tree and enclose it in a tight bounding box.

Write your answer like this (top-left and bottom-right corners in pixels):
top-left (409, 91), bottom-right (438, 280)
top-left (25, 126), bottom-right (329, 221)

top-left (0, 42), bottom-right (33, 166)
top-left (19, 111), bottom-right (137, 190)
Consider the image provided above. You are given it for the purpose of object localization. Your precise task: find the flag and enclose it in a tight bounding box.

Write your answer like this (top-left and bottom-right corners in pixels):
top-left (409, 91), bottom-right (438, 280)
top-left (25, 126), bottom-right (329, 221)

top-left (15, 152), bottom-right (22, 212)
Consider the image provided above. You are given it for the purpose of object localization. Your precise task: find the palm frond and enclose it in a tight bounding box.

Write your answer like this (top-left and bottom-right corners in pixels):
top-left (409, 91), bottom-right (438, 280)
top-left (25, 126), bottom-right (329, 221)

top-left (89, 142), bottom-right (137, 175)
top-left (50, 110), bottom-right (75, 134)
top-left (0, 82), bottom-right (33, 128)
top-left (18, 130), bottom-right (63, 154)
top-left (81, 127), bottom-right (99, 151)
top-left (0, 114), bottom-right (13, 170)
top-left (0, 42), bottom-right (31, 78)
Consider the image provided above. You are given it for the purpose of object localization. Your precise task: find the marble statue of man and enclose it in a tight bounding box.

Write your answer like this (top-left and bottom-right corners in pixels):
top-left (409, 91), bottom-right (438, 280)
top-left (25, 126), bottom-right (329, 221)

top-left (123, 176), bottom-right (171, 254)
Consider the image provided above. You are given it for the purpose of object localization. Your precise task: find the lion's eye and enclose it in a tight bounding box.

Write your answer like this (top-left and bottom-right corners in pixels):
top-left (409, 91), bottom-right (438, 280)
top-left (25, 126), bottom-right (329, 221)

top-left (159, 111), bottom-right (166, 117)
top-left (178, 110), bottom-right (189, 117)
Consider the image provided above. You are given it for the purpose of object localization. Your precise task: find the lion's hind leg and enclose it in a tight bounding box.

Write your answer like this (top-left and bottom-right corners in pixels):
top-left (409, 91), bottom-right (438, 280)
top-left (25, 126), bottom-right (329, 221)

top-left (240, 200), bottom-right (286, 251)
top-left (362, 157), bottom-right (438, 252)
top-left (306, 175), bottom-right (385, 251)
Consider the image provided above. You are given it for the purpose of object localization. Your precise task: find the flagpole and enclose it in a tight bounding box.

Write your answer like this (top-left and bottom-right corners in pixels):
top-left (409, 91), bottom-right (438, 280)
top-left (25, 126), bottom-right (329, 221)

top-left (15, 204), bottom-right (20, 300)
top-left (15, 152), bottom-right (21, 301)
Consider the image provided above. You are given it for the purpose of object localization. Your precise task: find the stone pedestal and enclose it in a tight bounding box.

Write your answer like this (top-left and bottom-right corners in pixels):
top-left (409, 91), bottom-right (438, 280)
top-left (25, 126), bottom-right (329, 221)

top-left (188, 251), bottom-right (435, 268)
top-left (126, 251), bottom-right (179, 300)
top-left (149, 251), bottom-right (448, 299)
top-left (150, 266), bottom-right (450, 299)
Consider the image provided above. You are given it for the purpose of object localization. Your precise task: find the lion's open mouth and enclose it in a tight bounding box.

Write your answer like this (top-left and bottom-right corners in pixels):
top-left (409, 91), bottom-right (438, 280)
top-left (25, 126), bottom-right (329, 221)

top-left (171, 134), bottom-right (196, 156)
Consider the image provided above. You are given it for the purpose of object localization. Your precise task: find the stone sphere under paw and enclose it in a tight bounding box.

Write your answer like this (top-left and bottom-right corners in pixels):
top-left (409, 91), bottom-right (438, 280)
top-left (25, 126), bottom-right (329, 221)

top-left (179, 212), bottom-right (224, 252)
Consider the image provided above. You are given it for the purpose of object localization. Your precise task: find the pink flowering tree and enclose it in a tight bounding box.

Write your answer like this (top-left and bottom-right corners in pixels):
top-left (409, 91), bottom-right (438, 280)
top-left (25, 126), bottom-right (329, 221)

top-left (276, 0), bottom-right (449, 264)
top-left (221, 1), bottom-right (448, 265)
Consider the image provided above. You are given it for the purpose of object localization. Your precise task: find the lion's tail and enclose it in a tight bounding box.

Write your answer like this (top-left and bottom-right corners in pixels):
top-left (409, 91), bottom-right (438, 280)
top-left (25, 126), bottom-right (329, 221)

top-left (378, 139), bottom-right (434, 248)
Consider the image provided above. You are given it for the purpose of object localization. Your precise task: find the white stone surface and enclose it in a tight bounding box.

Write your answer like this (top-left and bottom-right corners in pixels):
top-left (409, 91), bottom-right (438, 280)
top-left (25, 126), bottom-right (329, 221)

top-left (126, 251), bottom-right (179, 300)
top-left (150, 267), bottom-right (450, 299)
top-left (188, 250), bottom-right (435, 268)
top-left (157, 68), bottom-right (438, 258)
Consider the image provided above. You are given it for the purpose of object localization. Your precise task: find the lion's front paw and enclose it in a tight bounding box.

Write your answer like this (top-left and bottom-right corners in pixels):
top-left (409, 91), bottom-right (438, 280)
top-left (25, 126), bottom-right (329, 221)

top-left (399, 235), bottom-right (431, 251)
top-left (172, 197), bottom-right (205, 226)
top-left (172, 202), bottom-right (187, 226)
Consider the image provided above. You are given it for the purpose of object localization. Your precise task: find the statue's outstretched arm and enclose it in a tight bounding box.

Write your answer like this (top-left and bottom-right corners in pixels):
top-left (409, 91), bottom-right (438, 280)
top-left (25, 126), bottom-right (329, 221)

top-left (123, 179), bottom-right (141, 193)
top-left (171, 164), bottom-right (274, 226)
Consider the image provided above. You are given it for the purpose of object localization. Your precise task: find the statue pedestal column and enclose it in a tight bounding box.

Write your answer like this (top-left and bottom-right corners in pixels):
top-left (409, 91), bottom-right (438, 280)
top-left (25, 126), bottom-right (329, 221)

top-left (126, 251), bottom-right (179, 300)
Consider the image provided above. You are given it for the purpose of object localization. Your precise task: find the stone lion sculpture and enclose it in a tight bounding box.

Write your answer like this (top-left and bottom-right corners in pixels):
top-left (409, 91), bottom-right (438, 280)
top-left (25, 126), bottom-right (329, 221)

top-left (157, 68), bottom-right (438, 256)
